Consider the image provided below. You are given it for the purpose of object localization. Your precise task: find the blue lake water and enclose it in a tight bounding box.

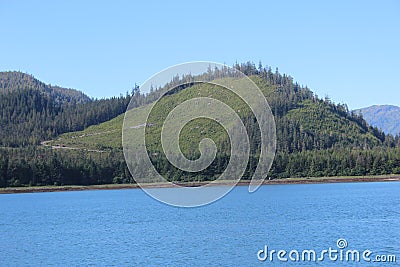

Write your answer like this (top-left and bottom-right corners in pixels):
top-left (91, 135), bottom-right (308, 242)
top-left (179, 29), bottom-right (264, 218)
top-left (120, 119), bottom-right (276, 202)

top-left (0, 182), bottom-right (399, 266)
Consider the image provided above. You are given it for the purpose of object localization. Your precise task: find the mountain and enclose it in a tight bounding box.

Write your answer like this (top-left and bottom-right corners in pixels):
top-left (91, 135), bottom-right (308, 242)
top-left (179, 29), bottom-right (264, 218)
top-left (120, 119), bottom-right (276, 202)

top-left (50, 77), bottom-right (383, 152)
top-left (1, 63), bottom-right (400, 187)
top-left (355, 105), bottom-right (400, 136)
top-left (0, 71), bottom-right (132, 147)
top-left (43, 64), bottom-right (400, 182)
top-left (0, 71), bottom-right (91, 103)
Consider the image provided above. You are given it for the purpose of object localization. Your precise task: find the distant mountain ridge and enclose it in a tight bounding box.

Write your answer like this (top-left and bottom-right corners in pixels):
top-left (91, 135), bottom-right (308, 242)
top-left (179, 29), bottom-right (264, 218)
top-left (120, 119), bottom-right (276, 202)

top-left (0, 71), bottom-right (91, 104)
top-left (355, 105), bottom-right (400, 136)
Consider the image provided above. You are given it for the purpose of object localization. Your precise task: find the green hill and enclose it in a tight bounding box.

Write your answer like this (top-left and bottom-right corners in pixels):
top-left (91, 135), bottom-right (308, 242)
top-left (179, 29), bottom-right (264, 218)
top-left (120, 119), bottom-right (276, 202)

top-left (1, 62), bottom-right (400, 187)
top-left (0, 71), bottom-right (91, 103)
top-left (48, 76), bottom-right (382, 153)
top-left (44, 70), bottom-right (400, 182)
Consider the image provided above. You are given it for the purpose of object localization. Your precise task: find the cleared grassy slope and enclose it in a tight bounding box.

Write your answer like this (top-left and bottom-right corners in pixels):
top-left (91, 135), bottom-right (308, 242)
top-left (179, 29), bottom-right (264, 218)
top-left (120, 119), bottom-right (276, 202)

top-left (47, 76), bottom-right (381, 154)
top-left (48, 77), bottom-right (267, 152)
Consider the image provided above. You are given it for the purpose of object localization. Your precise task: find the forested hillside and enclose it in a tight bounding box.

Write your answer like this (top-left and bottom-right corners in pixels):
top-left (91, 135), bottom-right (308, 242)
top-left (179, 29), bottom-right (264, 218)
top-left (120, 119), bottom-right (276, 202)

top-left (1, 64), bottom-right (400, 187)
top-left (0, 71), bottom-right (133, 146)
top-left (0, 71), bottom-right (90, 103)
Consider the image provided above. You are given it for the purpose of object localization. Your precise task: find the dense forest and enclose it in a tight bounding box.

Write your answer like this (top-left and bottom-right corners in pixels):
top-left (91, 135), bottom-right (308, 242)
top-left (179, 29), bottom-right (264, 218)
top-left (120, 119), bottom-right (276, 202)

top-left (1, 65), bottom-right (400, 187)
top-left (0, 71), bottom-right (136, 147)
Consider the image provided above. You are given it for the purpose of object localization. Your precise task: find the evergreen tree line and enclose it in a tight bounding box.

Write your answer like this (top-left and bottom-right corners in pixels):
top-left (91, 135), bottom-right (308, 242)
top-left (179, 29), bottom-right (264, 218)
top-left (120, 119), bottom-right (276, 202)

top-left (0, 88), bottom-right (132, 147)
top-left (0, 147), bottom-right (131, 187)
top-left (2, 145), bottom-right (399, 187)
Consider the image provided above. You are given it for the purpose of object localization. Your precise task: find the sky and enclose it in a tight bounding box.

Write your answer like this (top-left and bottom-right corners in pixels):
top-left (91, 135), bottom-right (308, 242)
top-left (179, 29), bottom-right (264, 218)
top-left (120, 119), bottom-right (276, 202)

top-left (0, 0), bottom-right (399, 109)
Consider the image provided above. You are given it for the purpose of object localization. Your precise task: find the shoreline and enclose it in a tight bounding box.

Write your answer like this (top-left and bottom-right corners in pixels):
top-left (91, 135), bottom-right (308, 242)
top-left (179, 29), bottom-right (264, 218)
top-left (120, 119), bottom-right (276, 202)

top-left (0, 175), bottom-right (399, 194)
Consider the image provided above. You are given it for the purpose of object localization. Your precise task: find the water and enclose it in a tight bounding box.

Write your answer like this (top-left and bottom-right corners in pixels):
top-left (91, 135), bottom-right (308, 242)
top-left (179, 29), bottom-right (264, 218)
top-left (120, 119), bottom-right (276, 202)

top-left (0, 182), bottom-right (399, 266)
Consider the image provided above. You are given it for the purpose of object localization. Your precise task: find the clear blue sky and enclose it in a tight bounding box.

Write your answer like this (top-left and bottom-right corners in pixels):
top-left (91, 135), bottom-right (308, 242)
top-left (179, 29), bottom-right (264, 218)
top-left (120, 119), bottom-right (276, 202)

top-left (1, 0), bottom-right (399, 109)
